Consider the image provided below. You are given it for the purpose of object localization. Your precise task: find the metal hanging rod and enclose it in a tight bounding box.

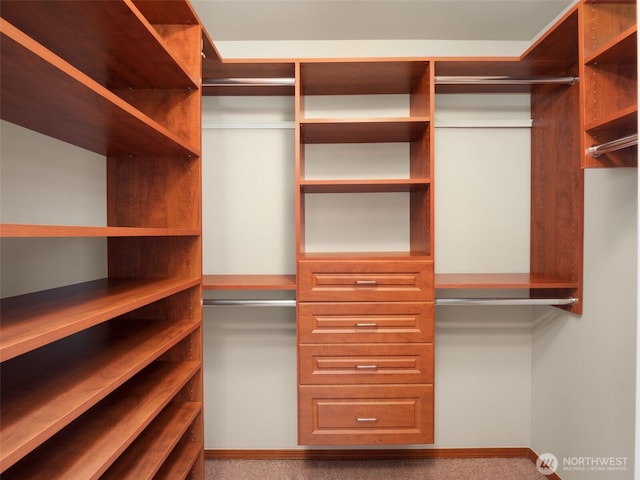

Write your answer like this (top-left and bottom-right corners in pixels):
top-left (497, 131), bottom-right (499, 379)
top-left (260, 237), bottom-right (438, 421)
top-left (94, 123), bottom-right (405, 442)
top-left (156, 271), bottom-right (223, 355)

top-left (203, 297), bottom-right (577, 307)
top-left (436, 297), bottom-right (578, 306)
top-left (587, 133), bottom-right (638, 158)
top-left (202, 78), bottom-right (295, 87)
top-left (203, 299), bottom-right (296, 307)
top-left (435, 76), bottom-right (578, 85)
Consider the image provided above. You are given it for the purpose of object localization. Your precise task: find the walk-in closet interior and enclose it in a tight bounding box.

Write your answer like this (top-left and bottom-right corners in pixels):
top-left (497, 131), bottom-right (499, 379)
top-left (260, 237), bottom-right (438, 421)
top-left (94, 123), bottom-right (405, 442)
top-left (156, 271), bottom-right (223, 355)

top-left (0, 0), bottom-right (637, 479)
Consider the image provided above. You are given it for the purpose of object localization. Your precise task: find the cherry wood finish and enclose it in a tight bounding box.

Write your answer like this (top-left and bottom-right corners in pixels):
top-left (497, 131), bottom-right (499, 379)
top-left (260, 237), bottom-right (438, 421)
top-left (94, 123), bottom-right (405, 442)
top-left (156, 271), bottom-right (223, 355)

top-left (297, 302), bottom-right (434, 344)
top-left (298, 384), bottom-right (434, 445)
top-left (203, 274), bottom-right (297, 290)
top-left (581, 0), bottom-right (637, 167)
top-left (296, 60), bottom-right (435, 446)
top-left (1, 1), bottom-right (204, 478)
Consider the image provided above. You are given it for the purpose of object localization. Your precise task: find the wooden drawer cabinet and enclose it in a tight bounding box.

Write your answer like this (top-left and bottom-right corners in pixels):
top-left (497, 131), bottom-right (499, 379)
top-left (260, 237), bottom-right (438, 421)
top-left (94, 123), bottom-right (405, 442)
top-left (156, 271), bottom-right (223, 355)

top-left (298, 384), bottom-right (434, 445)
top-left (299, 343), bottom-right (433, 385)
top-left (298, 302), bottom-right (433, 343)
top-left (298, 259), bottom-right (434, 302)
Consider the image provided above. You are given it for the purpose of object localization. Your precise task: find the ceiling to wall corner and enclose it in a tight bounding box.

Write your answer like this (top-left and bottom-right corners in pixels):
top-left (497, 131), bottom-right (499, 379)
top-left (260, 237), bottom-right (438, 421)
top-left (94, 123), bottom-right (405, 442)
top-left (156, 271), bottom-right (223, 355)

top-left (192, 0), bottom-right (576, 45)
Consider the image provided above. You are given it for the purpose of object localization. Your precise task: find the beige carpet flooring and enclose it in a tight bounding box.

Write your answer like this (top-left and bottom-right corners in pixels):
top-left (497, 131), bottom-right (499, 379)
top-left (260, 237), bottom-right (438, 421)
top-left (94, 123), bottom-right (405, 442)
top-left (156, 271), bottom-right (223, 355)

top-left (205, 457), bottom-right (549, 479)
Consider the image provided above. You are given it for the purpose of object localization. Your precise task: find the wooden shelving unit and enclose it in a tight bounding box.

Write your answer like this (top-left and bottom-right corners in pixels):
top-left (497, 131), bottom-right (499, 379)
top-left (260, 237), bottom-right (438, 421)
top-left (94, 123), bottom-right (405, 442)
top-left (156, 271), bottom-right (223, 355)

top-left (0, 1), bottom-right (204, 478)
top-left (296, 59), bottom-right (435, 445)
top-left (581, 0), bottom-right (637, 168)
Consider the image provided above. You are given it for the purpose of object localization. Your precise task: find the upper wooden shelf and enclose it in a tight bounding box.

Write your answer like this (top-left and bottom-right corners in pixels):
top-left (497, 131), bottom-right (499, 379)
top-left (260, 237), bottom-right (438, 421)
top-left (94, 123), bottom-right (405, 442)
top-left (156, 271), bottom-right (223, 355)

top-left (0, 277), bottom-right (201, 362)
top-left (0, 19), bottom-right (199, 158)
top-left (0, 0), bottom-right (198, 89)
top-left (0, 224), bottom-right (200, 238)
top-left (435, 273), bottom-right (580, 289)
top-left (300, 60), bottom-right (430, 95)
top-left (300, 118), bottom-right (429, 144)
top-left (585, 25), bottom-right (637, 65)
top-left (585, 105), bottom-right (638, 133)
top-left (203, 274), bottom-right (296, 290)
top-left (300, 179), bottom-right (431, 193)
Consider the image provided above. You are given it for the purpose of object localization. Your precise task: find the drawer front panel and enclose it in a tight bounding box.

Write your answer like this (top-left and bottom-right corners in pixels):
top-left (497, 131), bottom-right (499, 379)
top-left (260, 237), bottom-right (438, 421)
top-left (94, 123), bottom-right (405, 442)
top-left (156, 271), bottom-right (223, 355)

top-left (298, 384), bottom-right (434, 445)
top-left (298, 302), bottom-right (433, 343)
top-left (299, 344), bottom-right (433, 385)
top-left (298, 260), bottom-right (434, 302)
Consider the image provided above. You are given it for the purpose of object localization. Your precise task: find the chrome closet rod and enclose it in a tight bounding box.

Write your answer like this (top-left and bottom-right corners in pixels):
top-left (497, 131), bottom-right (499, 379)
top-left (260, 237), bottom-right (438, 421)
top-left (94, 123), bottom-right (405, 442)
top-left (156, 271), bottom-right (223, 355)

top-left (202, 298), bottom-right (577, 307)
top-left (436, 297), bottom-right (578, 306)
top-left (587, 133), bottom-right (638, 158)
top-left (203, 299), bottom-right (296, 307)
top-left (202, 76), bottom-right (578, 87)
top-left (434, 75), bottom-right (578, 85)
top-left (202, 78), bottom-right (295, 87)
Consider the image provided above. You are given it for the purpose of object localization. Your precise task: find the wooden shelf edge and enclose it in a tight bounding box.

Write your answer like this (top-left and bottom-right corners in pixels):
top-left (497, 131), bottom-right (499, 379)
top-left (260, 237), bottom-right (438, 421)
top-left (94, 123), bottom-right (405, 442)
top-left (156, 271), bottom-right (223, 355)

top-left (0, 277), bottom-right (201, 362)
top-left (0, 224), bottom-right (200, 238)
top-left (203, 274), bottom-right (296, 290)
top-left (435, 273), bottom-right (579, 289)
top-left (584, 24), bottom-right (637, 65)
top-left (0, 317), bottom-right (201, 472)
top-left (300, 179), bottom-right (431, 193)
top-left (299, 252), bottom-right (433, 260)
top-left (155, 439), bottom-right (203, 480)
top-left (584, 105), bottom-right (638, 133)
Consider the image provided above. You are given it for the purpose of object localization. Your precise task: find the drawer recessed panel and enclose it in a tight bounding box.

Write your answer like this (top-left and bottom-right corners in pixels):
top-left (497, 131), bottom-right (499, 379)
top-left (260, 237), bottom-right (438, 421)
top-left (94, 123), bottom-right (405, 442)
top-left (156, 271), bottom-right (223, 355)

top-left (298, 302), bottom-right (433, 343)
top-left (298, 384), bottom-right (433, 445)
top-left (299, 343), bottom-right (433, 385)
top-left (298, 260), bottom-right (433, 302)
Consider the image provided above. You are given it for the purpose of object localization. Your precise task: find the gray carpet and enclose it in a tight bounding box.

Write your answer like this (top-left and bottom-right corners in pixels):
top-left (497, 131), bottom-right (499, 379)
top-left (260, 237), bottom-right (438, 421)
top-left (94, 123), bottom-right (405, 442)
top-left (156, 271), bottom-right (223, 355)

top-left (205, 457), bottom-right (549, 479)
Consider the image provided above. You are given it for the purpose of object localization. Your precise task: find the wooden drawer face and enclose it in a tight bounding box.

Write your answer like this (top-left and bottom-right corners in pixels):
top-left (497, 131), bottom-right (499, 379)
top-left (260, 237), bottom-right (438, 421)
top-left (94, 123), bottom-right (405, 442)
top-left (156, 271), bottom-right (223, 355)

top-left (298, 302), bottom-right (433, 343)
top-left (298, 260), bottom-right (433, 302)
top-left (299, 343), bottom-right (433, 385)
top-left (298, 384), bottom-right (434, 445)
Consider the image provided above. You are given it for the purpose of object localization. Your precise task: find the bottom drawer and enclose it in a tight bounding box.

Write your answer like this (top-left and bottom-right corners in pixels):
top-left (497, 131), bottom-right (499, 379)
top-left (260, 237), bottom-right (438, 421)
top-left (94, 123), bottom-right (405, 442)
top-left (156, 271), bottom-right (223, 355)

top-left (298, 384), bottom-right (433, 445)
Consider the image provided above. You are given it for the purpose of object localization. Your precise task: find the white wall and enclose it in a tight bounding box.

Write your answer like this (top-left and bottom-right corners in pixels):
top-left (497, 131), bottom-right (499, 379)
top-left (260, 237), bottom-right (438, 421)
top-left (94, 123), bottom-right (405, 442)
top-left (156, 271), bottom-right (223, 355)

top-left (531, 168), bottom-right (638, 479)
top-left (0, 120), bottom-right (107, 298)
top-left (202, 93), bottom-right (537, 449)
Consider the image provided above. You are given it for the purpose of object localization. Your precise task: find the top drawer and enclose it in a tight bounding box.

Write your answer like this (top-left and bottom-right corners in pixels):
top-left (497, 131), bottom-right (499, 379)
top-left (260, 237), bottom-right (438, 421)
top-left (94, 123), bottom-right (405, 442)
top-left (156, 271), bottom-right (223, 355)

top-left (298, 259), bottom-right (433, 302)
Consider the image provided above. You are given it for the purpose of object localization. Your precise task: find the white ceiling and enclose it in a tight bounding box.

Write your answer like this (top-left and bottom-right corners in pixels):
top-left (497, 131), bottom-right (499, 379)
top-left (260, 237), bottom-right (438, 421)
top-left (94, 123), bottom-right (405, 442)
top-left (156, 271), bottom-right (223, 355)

top-left (192, 0), bottom-right (576, 43)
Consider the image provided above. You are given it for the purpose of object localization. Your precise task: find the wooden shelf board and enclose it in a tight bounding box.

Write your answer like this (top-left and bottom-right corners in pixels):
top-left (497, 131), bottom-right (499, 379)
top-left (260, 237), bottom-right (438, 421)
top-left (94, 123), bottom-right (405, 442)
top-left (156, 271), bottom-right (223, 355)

top-left (0, 224), bottom-right (200, 238)
top-left (300, 60), bottom-right (429, 95)
top-left (2, 361), bottom-right (200, 480)
top-left (0, 277), bottom-right (201, 362)
top-left (0, 19), bottom-right (199, 157)
top-left (131, 0), bottom-right (199, 25)
top-left (301, 179), bottom-right (430, 193)
top-left (300, 118), bottom-right (429, 144)
top-left (203, 274), bottom-right (296, 290)
top-left (585, 105), bottom-right (638, 133)
top-left (1, 1), bottom-right (197, 89)
top-left (435, 273), bottom-right (579, 289)
top-left (155, 439), bottom-right (203, 480)
top-left (0, 318), bottom-right (200, 472)
top-left (299, 252), bottom-right (433, 261)
top-left (585, 25), bottom-right (637, 65)
top-left (102, 402), bottom-right (201, 480)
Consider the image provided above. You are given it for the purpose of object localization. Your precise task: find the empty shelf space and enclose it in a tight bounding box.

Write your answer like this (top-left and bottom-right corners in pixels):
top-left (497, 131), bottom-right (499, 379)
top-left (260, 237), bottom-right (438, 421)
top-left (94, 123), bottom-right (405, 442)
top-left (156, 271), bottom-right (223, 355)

top-left (0, 277), bottom-right (201, 361)
top-left (202, 274), bottom-right (296, 291)
top-left (0, 317), bottom-right (200, 472)
top-left (300, 60), bottom-right (430, 95)
top-left (435, 273), bottom-right (579, 290)
top-left (585, 25), bottom-right (637, 65)
top-left (1, 360), bottom-right (200, 479)
top-left (300, 119), bottom-right (430, 144)
top-left (0, 20), bottom-right (199, 157)
top-left (0, 224), bottom-right (200, 238)
top-left (102, 402), bottom-right (201, 480)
